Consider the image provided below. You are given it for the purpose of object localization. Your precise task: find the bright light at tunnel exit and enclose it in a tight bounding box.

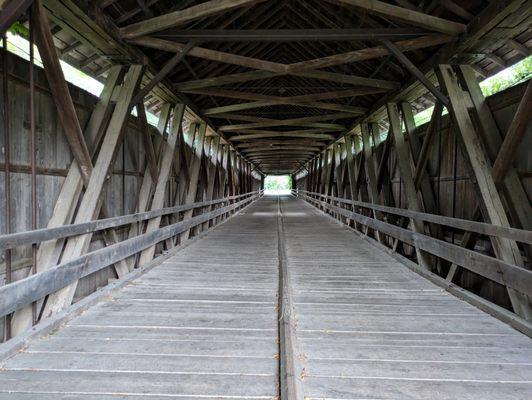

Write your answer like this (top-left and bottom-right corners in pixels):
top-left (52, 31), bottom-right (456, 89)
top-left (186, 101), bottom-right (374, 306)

top-left (264, 175), bottom-right (292, 195)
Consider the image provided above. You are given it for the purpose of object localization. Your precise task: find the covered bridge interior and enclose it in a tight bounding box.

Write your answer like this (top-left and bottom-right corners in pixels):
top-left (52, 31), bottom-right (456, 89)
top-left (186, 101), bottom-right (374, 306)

top-left (0, 0), bottom-right (531, 399)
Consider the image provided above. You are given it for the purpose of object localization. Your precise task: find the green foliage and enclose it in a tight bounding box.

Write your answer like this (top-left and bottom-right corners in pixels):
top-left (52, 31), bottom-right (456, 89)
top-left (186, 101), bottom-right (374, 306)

top-left (264, 175), bottom-right (291, 191)
top-left (9, 22), bottom-right (29, 39)
top-left (480, 56), bottom-right (532, 97)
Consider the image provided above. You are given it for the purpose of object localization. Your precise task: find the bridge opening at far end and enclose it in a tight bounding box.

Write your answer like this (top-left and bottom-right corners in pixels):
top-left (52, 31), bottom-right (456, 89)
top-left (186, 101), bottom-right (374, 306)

top-left (264, 175), bottom-right (292, 195)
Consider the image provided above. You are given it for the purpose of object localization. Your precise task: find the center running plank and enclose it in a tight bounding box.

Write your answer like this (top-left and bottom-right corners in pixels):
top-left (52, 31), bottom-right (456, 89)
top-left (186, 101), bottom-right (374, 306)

top-left (0, 197), bottom-right (280, 399)
top-left (281, 196), bottom-right (532, 400)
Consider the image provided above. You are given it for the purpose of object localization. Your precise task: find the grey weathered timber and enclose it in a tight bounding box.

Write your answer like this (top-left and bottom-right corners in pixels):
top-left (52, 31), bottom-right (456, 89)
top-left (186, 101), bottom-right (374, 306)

top-left (9, 65), bottom-right (126, 337)
top-left (283, 196), bottom-right (532, 400)
top-left (361, 123), bottom-right (385, 242)
top-left (0, 196), bottom-right (277, 399)
top-left (387, 103), bottom-right (432, 269)
top-left (125, 102), bottom-right (172, 270)
top-left (323, 0), bottom-right (466, 35)
top-left (41, 65), bottom-right (144, 319)
top-left (0, 194), bottom-right (260, 318)
top-left (297, 192), bottom-right (532, 316)
top-left (138, 104), bottom-right (186, 266)
top-left (2, 196), bottom-right (531, 398)
top-left (120, 0), bottom-right (268, 39)
top-left (298, 191), bottom-right (532, 245)
top-left (437, 64), bottom-right (531, 320)
top-left (180, 123), bottom-right (207, 242)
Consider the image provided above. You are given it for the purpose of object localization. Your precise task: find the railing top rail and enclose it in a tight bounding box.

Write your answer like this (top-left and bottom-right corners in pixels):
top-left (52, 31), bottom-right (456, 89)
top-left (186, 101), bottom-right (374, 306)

top-left (0, 193), bottom-right (262, 319)
top-left (295, 190), bottom-right (532, 245)
top-left (297, 191), bottom-right (532, 296)
top-left (0, 191), bottom-right (262, 251)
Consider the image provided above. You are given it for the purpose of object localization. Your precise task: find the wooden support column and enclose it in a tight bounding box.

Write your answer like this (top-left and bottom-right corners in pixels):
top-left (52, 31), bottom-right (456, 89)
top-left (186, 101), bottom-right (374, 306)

top-left (180, 122), bottom-right (207, 242)
top-left (457, 66), bottom-right (532, 263)
top-left (344, 134), bottom-right (359, 203)
top-left (10, 56), bottom-right (125, 336)
top-left (138, 104), bottom-right (186, 266)
top-left (307, 159), bottom-right (316, 192)
top-left (386, 103), bottom-right (432, 269)
top-left (491, 80), bottom-right (531, 183)
top-left (437, 64), bottom-right (531, 320)
top-left (125, 103), bottom-right (172, 269)
top-left (202, 136), bottom-right (221, 230)
top-left (314, 153), bottom-right (323, 194)
top-left (42, 65), bottom-right (144, 318)
top-left (400, 102), bottom-right (444, 239)
top-left (361, 123), bottom-right (385, 242)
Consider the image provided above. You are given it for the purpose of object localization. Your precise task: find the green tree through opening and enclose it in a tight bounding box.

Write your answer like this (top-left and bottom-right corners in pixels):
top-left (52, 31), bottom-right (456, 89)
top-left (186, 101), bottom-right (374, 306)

top-left (264, 175), bottom-right (291, 195)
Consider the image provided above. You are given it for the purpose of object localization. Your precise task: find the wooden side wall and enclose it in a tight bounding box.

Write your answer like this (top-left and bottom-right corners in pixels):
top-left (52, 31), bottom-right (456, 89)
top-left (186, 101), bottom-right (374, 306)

top-left (0, 53), bottom-right (260, 340)
top-left (295, 80), bottom-right (531, 310)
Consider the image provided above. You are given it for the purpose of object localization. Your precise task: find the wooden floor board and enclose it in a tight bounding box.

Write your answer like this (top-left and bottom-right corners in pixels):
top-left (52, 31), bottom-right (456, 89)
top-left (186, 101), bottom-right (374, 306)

top-left (281, 196), bottom-right (532, 400)
top-left (0, 196), bottom-right (530, 399)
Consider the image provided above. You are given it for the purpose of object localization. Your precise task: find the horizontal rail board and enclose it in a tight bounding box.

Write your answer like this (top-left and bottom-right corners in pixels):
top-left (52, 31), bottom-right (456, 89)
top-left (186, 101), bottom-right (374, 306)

top-left (0, 192), bottom-right (260, 250)
top-left (298, 190), bottom-right (532, 244)
top-left (0, 194), bottom-right (260, 318)
top-left (298, 192), bottom-right (532, 297)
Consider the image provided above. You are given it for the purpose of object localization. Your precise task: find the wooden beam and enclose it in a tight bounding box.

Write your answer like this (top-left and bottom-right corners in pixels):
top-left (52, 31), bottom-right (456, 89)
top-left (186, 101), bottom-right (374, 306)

top-left (176, 70), bottom-right (278, 91)
top-left (401, 102), bottom-right (444, 240)
top-left (130, 41), bottom-right (195, 105)
top-left (413, 102), bottom-right (443, 189)
top-left (184, 87), bottom-right (388, 102)
top-left (9, 65), bottom-right (125, 336)
top-left (229, 130), bottom-right (335, 141)
top-left (236, 140), bottom-right (325, 148)
top-left (361, 123), bottom-right (385, 242)
top-left (0, 0), bottom-right (33, 35)
top-left (120, 0), bottom-right (268, 39)
top-left (125, 102), bottom-right (172, 270)
top-left (287, 34), bottom-right (453, 72)
top-left (137, 102), bottom-right (158, 183)
top-left (324, 0), bottom-right (466, 35)
top-left (219, 114), bottom-right (351, 132)
top-left (156, 28), bottom-right (433, 41)
top-left (202, 136), bottom-right (221, 230)
top-left (203, 100), bottom-right (367, 115)
top-left (437, 64), bottom-right (530, 319)
top-left (33, 0), bottom-right (91, 181)
top-left (295, 70), bottom-right (400, 89)
top-left (42, 65), bottom-right (144, 318)
top-left (138, 103), bottom-right (186, 266)
top-left (243, 146), bottom-right (320, 153)
top-left (491, 80), bottom-right (532, 185)
top-left (383, 39), bottom-right (448, 106)
top-left (180, 122), bottom-right (207, 242)
top-left (387, 102), bottom-right (432, 269)
top-left (457, 66), bottom-right (532, 263)
top-left (128, 36), bottom-right (288, 74)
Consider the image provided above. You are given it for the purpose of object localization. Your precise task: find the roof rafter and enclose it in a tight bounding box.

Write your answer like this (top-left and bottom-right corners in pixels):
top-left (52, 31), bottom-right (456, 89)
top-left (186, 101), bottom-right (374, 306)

top-left (323, 0), bottom-right (467, 35)
top-left (120, 0), bottom-right (269, 39)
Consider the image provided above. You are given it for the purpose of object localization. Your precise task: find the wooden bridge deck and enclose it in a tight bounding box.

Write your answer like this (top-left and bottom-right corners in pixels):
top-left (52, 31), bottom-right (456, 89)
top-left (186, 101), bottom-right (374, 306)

top-left (1, 196), bottom-right (531, 399)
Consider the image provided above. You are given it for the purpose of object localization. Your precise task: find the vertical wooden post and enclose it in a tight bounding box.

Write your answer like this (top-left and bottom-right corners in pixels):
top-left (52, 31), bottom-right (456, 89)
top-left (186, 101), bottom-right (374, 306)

top-left (400, 102), bottom-right (444, 239)
top-left (458, 66), bottom-right (532, 262)
top-left (202, 135), bottom-right (221, 230)
top-left (180, 122), bottom-right (207, 242)
top-left (386, 102), bottom-right (432, 270)
top-left (361, 122), bottom-right (385, 242)
top-left (437, 64), bottom-right (531, 319)
top-left (138, 104), bottom-right (186, 265)
top-left (42, 65), bottom-right (144, 318)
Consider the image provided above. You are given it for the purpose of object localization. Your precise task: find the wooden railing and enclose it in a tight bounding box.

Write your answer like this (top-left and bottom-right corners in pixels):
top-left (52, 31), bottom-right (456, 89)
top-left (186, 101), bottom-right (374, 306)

top-left (0, 191), bottom-right (263, 321)
top-left (294, 189), bottom-right (532, 335)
